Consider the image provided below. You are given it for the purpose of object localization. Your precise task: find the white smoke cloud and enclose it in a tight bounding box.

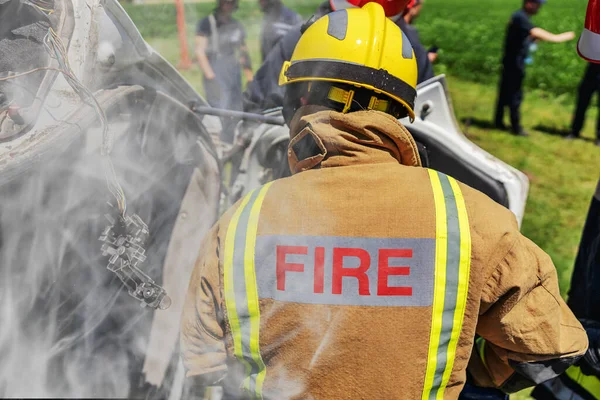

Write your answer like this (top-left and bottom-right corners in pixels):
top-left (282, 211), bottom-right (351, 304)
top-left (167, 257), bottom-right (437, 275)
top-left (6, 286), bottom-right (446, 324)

top-left (0, 0), bottom-right (222, 397)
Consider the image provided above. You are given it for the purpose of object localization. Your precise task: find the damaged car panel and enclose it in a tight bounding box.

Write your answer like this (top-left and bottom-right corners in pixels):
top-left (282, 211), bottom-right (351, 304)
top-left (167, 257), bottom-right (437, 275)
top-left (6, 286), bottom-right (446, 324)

top-left (0, 0), bottom-right (530, 398)
top-left (0, 0), bottom-right (221, 397)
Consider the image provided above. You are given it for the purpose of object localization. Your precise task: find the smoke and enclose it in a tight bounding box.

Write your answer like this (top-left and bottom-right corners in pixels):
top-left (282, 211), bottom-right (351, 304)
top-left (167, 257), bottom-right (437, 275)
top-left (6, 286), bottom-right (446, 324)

top-left (0, 129), bottom-right (146, 397)
top-left (0, 0), bottom-right (221, 397)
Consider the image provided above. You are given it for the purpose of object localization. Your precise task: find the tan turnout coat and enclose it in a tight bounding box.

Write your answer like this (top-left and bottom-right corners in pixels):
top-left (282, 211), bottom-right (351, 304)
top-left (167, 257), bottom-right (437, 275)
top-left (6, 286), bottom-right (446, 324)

top-left (181, 107), bottom-right (588, 399)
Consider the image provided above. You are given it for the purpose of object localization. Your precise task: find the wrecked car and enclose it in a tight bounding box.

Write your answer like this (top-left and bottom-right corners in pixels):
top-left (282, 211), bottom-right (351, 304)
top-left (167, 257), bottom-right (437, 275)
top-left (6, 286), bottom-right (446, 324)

top-left (0, 0), bottom-right (528, 398)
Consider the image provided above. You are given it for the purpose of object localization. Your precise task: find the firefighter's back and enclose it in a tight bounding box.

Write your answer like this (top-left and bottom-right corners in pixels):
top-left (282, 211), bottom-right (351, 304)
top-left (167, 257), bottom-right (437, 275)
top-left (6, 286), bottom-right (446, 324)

top-left (182, 3), bottom-right (588, 397)
top-left (250, 162), bottom-right (504, 399)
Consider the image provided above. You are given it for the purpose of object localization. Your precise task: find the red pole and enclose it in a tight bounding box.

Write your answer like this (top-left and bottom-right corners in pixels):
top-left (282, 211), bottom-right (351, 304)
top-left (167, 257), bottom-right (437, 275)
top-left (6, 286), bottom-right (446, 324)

top-left (175, 0), bottom-right (192, 70)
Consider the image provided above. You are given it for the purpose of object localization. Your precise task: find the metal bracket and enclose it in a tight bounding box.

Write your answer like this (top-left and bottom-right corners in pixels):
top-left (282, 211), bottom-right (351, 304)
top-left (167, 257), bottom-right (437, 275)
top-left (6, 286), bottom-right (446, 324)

top-left (99, 207), bottom-right (171, 310)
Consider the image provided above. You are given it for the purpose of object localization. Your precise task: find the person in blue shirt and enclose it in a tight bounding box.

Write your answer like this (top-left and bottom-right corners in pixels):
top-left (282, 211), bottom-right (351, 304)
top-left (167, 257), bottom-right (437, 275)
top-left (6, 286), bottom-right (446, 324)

top-left (531, 179), bottom-right (600, 399)
top-left (494, 0), bottom-right (574, 137)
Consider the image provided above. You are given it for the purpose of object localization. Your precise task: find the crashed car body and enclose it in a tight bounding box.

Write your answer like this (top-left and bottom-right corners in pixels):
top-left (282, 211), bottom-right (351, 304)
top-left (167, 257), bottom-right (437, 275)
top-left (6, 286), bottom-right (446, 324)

top-left (0, 0), bottom-right (528, 398)
top-left (0, 0), bottom-right (221, 397)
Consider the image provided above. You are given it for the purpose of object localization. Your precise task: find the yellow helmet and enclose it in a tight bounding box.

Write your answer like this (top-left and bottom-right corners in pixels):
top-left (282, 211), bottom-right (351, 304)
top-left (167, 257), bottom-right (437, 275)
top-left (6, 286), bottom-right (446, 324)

top-left (279, 2), bottom-right (418, 122)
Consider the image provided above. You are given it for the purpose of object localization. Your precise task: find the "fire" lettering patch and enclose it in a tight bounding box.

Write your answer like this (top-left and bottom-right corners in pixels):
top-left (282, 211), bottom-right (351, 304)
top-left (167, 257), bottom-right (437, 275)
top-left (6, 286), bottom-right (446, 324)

top-left (254, 235), bottom-right (435, 307)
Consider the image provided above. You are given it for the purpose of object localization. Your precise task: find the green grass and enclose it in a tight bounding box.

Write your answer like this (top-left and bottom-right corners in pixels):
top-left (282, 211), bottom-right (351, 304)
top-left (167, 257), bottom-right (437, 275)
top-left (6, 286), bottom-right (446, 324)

top-left (127, 0), bottom-right (591, 98)
top-left (444, 76), bottom-right (600, 296)
top-left (415, 0), bottom-right (589, 99)
top-left (121, 0), bottom-right (316, 39)
top-left (137, 2), bottom-right (600, 398)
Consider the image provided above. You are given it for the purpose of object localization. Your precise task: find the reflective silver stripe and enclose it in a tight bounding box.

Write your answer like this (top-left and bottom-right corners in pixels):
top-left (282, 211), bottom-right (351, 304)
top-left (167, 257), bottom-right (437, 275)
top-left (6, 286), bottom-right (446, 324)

top-left (401, 30), bottom-right (414, 59)
top-left (327, 10), bottom-right (348, 41)
top-left (224, 183), bottom-right (273, 398)
top-left (429, 173), bottom-right (462, 398)
top-left (422, 170), bottom-right (472, 399)
top-left (231, 189), bottom-right (261, 394)
top-left (273, 22), bottom-right (294, 30)
top-left (208, 14), bottom-right (219, 56)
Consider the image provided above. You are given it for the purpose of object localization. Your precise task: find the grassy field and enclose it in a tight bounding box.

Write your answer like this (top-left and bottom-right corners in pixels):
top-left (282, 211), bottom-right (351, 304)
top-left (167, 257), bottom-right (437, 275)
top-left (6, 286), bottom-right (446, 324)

top-left (125, 0), bottom-right (591, 98)
top-left (415, 0), bottom-right (589, 98)
top-left (127, 1), bottom-right (599, 398)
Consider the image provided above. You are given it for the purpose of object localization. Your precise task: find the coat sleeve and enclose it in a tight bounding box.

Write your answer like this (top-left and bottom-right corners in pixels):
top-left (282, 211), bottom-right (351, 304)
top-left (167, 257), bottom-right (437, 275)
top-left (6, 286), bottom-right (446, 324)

top-left (180, 224), bottom-right (228, 389)
top-left (468, 231), bottom-right (589, 393)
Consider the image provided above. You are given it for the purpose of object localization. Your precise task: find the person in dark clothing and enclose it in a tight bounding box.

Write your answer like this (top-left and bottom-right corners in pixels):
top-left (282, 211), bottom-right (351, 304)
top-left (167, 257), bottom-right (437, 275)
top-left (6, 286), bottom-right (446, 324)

top-left (494, 0), bottom-right (574, 137)
top-left (567, 63), bottom-right (600, 147)
top-left (242, 0), bottom-right (433, 114)
top-left (396, 0), bottom-right (435, 84)
top-left (196, 0), bottom-right (253, 143)
top-left (258, 0), bottom-right (302, 63)
top-left (242, 1), bottom-right (329, 114)
top-left (531, 179), bottom-right (600, 399)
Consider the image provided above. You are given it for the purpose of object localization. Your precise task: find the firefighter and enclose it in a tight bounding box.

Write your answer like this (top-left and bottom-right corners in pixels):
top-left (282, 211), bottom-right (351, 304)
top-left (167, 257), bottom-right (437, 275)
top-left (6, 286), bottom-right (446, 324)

top-left (181, 4), bottom-right (588, 399)
top-left (531, 179), bottom-right (600, 399)
top-left (529, 1), bottom-right (600, 394)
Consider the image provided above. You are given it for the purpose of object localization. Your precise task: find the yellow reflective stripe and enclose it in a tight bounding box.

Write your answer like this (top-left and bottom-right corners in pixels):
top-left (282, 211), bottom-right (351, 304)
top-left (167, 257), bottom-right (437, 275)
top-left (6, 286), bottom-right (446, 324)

top-left (423, 169), bottom-right (448, 400)
top-left (223, 184), bottom-right (273, 399)
top-left (223, 191), bottom-right (256, 378)
top-left (243, 182), bottom-right (273, 398)
top-left (475, 337), bottom-right (487, 370)
top-left (566, 366), bottom-right (600, 397)
top-left (423, 172), bottom-right (472, 399)
top-left (437, 177), bottom-right (471, 399)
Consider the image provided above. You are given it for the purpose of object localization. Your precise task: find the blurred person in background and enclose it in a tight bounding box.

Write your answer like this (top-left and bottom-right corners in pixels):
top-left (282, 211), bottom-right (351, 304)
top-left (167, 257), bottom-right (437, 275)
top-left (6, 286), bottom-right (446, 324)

top-left (242, 0), bottom-right (331, 114)
top-left (259, 0), bottom-right (302, 63)
top-left (196, 0), bottom-right (253, 143)
top-left (396, 0), bottom-right (435, 84)
top-left (567, 62), bottom-right (600, 147)
top-left (243, 0), bottom-right (434, 114)
top-left (494, 0), bottom-right (574, 137)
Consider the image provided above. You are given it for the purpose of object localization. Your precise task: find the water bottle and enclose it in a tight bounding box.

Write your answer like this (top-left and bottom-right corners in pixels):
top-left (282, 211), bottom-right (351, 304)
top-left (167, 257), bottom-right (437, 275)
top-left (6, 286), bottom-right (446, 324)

top-left (525, 42), bottom-right (538, 65)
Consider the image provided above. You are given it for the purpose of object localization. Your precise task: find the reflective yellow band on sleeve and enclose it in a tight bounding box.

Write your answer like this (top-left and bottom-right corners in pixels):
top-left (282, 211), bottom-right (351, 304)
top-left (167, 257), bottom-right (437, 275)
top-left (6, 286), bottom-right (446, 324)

top-left (565, 365), bottom-right (600, 398)
top-left (475, 337), bottom-right (487, 370)
top-left (223, 182), bottom-right (273, 399)
top-left (423, 169), bottom-right (448, 400)
top-left (423, 171), bottom-right (472, 400)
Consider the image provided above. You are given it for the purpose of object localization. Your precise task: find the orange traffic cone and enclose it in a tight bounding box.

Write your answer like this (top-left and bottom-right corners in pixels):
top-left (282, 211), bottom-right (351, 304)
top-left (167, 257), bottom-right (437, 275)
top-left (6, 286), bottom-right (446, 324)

top-left (578, 0), bottom-right (600, 63)
top-left (175, 0), bottom-right (192, 70)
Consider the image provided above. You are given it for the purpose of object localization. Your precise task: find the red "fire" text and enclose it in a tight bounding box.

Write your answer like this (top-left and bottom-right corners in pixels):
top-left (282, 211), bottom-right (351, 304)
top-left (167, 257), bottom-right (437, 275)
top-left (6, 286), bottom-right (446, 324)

top-left (276, 245), bottom-right (413, 296)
